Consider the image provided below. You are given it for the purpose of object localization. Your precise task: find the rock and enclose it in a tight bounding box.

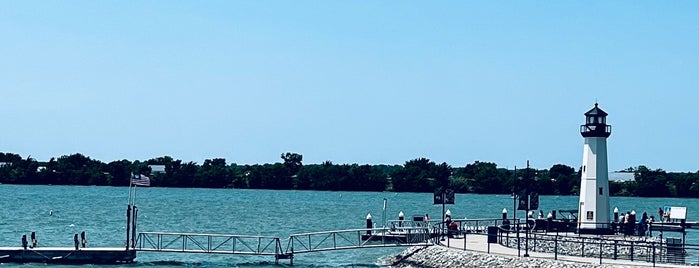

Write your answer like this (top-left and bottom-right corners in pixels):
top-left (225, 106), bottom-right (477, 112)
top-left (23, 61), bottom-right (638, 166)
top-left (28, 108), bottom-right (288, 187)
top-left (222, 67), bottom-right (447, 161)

top-left (387, 246), bottom-right (618, 268)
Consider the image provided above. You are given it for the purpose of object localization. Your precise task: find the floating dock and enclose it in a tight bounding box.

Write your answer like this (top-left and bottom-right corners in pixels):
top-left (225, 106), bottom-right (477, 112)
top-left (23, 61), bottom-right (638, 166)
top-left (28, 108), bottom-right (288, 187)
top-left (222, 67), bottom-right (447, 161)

top-left (0, 247), bottom-right (136, 264)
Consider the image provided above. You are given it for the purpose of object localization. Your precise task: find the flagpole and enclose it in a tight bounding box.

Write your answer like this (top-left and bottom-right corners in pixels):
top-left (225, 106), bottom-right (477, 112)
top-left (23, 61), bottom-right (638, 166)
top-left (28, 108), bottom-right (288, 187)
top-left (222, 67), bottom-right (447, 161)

top-left (126, 172), bottom-right (134, 250)
top-left (128, 172), bottom-right (134, 206)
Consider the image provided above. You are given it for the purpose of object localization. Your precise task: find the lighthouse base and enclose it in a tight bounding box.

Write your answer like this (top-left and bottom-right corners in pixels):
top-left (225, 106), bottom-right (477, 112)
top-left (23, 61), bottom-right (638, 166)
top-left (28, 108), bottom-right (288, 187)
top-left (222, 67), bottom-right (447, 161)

top-left (578, 227), bottom-right (614, 235)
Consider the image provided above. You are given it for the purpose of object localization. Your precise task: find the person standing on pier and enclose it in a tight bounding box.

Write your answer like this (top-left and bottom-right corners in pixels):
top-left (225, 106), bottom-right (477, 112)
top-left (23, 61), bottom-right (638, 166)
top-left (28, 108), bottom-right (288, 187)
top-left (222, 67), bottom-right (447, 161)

top-left (638, 212), bottom-right (649, 236)
top-left (658, 207), bottom-right (664, 222)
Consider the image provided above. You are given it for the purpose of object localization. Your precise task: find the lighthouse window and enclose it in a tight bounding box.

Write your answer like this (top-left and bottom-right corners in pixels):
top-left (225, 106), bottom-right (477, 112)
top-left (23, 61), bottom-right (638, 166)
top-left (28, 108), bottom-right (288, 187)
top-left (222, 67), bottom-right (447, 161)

top-left (599, 187), bottom-right (603, 195)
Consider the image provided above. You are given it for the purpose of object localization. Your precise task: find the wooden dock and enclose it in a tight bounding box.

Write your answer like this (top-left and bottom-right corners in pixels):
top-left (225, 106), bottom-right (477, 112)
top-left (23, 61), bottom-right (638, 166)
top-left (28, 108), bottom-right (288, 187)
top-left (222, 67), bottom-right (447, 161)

top-left (0, 247), bottom-right (136, 264)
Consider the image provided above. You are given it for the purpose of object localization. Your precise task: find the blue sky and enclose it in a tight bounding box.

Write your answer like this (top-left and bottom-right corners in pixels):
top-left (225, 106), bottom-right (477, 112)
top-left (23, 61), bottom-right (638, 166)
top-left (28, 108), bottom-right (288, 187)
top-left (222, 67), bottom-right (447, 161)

top-left (1, 1), bottom-right (697, 171)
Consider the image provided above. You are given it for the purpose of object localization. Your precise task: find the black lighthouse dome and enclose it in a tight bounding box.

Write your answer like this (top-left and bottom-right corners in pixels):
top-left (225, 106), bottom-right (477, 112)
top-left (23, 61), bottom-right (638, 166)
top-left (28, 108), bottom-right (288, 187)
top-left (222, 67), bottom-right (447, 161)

top-left (580, 103), bottom-right (611, 138)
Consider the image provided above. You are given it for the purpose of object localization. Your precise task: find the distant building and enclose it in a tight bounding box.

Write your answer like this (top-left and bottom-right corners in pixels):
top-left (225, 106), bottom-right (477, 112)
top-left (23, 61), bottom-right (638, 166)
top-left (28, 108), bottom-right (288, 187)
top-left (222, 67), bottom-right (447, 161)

top-left (149, 165), bottom-right (166, 173)
top-left (608, 172), bottom-right (635, 182)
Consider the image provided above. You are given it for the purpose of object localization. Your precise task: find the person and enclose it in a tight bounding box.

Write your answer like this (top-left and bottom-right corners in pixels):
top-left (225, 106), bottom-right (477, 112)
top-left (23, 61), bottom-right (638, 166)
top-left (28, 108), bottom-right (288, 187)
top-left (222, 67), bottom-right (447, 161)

top-left (74, 233), bottom-right (79, 250)
top-left (424, 214), bottom-right (430, 226)
top-left (658, 207), bottom-right (664, 222)
top-left (638, 212), bottom-right (649, 236)
top-left (21, 234), bottom-right (28, 250)
top-left (623, 211), bottom-right (631, 237)
top-left (449, 221), bottom-right (458, 238)
top-left (81, 231), bottom-right (87, 248)
top-left (31, 232), bottom-right (37, 248)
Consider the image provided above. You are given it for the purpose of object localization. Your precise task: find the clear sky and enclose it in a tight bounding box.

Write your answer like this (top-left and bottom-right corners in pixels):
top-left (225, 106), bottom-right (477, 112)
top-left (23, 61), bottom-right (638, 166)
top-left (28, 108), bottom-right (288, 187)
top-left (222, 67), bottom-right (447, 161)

top-left (1, 1), bottom-right (697, 172)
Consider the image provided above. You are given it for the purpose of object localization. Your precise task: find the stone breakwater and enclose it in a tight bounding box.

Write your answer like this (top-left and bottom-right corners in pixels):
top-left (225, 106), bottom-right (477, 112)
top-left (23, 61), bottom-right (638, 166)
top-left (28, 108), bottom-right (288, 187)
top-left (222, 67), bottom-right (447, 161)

top-left (384, 246), bottom-right (621, 268)
top-left (500, 234), bottom-right (663, 259)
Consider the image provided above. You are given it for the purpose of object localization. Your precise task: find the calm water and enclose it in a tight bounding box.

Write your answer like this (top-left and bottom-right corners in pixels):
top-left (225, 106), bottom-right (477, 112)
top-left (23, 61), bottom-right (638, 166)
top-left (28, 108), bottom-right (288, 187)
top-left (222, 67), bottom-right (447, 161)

top-left (1, 185), bottom-right (697, 267)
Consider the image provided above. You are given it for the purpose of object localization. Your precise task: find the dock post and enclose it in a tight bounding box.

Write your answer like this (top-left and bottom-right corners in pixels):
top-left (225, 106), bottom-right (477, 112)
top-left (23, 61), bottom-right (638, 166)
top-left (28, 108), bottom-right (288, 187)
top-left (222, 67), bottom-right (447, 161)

top-left (125, 205), bottom-right (131, 250)
top-left (131, 206), bottom-right (138, 248)
top-left (366, 214), bottom-right (372, 235)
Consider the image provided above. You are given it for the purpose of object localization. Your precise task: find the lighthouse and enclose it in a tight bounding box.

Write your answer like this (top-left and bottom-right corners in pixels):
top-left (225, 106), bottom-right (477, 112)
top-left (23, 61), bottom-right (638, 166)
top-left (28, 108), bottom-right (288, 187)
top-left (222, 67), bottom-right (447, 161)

top-left (578, 103), bottom-right (613, 234)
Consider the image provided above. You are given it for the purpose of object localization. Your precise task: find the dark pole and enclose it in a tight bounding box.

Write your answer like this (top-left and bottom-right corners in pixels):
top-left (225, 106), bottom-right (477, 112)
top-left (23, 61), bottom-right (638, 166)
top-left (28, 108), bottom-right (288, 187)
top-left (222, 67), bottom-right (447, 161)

top-left (524, 161), bottom-right (530, 257)
top-left (125, 204), bottom-right (131, 250)
top-left (513, 166), bottom-right (517, 225)
top-left (513, 166), bottom-right (520, 257)
top-left (442, 191), bottom-right (446, 237)
top-left (131, 206), bottom-right (138, 248)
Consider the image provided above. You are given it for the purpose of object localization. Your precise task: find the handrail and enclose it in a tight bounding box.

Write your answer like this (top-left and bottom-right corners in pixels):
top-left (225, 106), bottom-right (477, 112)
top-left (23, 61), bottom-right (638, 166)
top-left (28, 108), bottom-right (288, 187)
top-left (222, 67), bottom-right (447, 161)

top-left (135, 232), bottom-right (283, 256)
top-left (287, 227), bottom-right (433, 255)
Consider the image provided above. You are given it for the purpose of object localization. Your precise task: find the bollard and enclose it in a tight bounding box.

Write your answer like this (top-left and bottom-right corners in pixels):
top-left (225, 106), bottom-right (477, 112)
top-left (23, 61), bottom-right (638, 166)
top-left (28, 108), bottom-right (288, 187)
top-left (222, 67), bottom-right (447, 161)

top-left (398, 211), bottom-right (404, 227)
top-left (613, 207), bottom-right (619, 222)
top-left (366, 213), bottom-right (372, 235)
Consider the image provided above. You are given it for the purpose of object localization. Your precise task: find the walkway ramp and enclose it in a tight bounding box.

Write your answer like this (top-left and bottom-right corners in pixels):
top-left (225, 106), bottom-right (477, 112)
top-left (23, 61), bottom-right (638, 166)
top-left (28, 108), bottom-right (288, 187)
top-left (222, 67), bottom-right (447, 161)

top-left (287, 227), bottom-right (433, 255)
top-left (135, 232), bottom-right (284, 257)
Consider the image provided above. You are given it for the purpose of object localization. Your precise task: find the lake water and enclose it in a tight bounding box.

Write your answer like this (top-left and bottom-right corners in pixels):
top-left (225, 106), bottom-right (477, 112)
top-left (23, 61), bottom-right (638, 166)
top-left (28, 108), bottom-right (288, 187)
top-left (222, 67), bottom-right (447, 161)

top-left (1, 185), bottom-right (697, 267)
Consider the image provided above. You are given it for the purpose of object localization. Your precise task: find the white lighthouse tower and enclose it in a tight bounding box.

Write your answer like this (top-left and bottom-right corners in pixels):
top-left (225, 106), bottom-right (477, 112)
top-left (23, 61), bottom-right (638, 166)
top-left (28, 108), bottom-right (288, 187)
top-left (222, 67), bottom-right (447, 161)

top-left (578, 103), bottom-right (612, 234)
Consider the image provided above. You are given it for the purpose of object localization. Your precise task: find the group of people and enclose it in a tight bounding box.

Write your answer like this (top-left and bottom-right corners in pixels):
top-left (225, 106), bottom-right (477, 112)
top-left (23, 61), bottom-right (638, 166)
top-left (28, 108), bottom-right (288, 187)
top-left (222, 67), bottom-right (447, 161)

top-left (21, 231), bottom-right (88, 250)
top-left (20, 232), bottom-right (39, 249)
top-left (618, 210), bottom-right (653, 237)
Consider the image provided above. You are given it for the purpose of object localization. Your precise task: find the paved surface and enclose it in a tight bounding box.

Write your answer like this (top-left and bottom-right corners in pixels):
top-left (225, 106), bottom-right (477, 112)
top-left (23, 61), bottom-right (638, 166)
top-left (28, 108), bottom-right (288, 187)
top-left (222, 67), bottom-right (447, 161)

top-left (439, 233), bottom-right (685, 267)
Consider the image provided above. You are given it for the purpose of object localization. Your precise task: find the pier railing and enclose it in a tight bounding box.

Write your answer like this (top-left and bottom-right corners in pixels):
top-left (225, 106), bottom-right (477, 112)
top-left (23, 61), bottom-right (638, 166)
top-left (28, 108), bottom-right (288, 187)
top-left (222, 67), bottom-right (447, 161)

top-left (287, 227), bottom-right (433, 255)
top-left (497, 227), bottom-right (699, 266)
top-left (135, 232), bottom-right (284, 257)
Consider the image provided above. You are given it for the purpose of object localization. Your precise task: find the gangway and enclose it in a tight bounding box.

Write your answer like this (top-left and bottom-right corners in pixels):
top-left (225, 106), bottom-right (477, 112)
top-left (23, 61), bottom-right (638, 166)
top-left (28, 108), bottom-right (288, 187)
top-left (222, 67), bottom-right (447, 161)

top-left (287, 227), bottom-right (433, 256)
top-left (134, 232), bottom-right (289, 263)
top-left (133, 228), bottom-right (433, 265)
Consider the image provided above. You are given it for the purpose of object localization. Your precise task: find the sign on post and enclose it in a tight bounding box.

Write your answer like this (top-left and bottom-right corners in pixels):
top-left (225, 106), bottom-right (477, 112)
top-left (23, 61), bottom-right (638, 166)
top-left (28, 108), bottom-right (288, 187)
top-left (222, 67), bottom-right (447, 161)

top-left (517, 191), bottom-right (539, 211)
top-left (434, 187), bottom-right (455, 204)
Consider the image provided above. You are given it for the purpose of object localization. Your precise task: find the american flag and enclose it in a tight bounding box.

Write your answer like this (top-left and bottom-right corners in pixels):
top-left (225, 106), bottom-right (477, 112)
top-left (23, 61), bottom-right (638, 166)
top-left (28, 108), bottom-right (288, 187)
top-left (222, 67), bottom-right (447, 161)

top-left (132, 174), bottom-right (151, 186)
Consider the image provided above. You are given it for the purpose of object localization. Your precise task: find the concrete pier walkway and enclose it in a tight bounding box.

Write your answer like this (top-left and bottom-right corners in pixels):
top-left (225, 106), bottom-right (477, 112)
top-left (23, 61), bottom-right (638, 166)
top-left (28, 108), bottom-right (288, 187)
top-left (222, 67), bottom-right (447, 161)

top-left (439, 234), bottom-right (685, 267)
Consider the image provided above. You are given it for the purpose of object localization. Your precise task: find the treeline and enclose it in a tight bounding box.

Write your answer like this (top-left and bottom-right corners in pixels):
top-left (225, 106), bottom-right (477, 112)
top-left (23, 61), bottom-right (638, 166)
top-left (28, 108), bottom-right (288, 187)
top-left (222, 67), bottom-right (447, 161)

top-left (1, 152), bottom-right (698, 198)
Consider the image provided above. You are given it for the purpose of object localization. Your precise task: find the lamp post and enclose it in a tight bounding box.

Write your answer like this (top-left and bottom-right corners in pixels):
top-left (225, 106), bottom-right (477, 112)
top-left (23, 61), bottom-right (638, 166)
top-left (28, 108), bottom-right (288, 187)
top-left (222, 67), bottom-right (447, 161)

top-left (524, 161), bottom-right (530, 258)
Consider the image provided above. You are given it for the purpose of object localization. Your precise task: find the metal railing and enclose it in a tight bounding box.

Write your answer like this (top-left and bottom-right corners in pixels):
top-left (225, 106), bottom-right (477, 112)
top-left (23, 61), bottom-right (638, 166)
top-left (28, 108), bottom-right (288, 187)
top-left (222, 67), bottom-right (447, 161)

top-left (496, 226), bottom-right (699, 266)
top-left (287, 227), bottom-right (433, 255)
top-left (135, 232), bottom-right (284, 257)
